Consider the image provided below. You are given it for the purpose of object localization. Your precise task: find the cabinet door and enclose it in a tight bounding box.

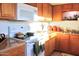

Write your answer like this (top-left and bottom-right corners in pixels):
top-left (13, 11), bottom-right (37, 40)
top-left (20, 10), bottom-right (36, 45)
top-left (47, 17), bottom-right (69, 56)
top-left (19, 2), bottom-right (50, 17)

top-left (49, 37), bottom-right (55, 55)
top-left (37, 3), bottom-right (43, 17)
top-left (55, 33), bottom-right (61, 50)
top-left (63, 4), bottom-right (72, 12)
top-left (44, 37), bottom-right (55, 56)
top-left (0, 4), bottom-right (1, 17)
top-left (70, 34), bottom-right (79, 55)
top-left (48, 4), bottom-right (53, 21)
top-left (44, 40), bottom-right (50, 56)
top-left (26, 3), bottom-right (37, 7)
top-left (1, 3), bottom-right (16, 20)
top-left (72, 3), bottom-right (79, 11)
top-left (53, 5), bottom-right (63, 21)
top-left (16, 44), bottom-right (25, 56)
top-left (59, 34), bottom-right (70, 53)
top-left (43, 3), bottom-right (49, 21)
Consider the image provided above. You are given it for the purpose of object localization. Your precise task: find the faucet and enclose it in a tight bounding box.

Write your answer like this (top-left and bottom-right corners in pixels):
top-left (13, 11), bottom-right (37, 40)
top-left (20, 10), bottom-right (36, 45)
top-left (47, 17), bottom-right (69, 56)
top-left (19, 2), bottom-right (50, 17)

top-left (8, 26), bottom-right (10, 38)
top-left (7, 26), bottom-right (11, 46)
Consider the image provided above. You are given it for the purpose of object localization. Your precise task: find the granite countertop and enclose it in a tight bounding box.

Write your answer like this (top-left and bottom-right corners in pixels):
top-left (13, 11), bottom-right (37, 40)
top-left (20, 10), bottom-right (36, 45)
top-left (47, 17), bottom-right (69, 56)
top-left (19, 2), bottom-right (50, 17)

top-left (0, 38), bottom-right (25, 52)
top-left (49, 32), bottom-right (57, 39)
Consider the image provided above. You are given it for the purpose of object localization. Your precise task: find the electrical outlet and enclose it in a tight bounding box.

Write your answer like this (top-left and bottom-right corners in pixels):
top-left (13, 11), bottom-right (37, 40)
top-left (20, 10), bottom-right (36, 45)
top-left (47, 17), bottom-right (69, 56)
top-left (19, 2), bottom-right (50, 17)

top-left (21, 26), bottom-right (23, 29)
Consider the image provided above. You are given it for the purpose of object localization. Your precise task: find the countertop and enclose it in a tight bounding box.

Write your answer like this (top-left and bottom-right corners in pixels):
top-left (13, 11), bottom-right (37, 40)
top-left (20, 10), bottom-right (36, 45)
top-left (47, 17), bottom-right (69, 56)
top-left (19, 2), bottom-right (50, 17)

top-left (0, 38), bottom-right (25, 52)
top-left (48, 31), bottom-right (79, 35)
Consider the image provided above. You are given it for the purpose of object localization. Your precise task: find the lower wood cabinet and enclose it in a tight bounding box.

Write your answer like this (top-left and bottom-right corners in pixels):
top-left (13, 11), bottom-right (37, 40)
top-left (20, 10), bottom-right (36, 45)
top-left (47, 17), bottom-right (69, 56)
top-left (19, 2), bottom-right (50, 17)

top-left (55, 33), bottom-right (61, 51)
top-left (44, 39), bottom-right (50, 56)
top-left (59, 34), bottom-right (70, 53)
top-left (56, 33), bottom-right (79, 55)
top-left (49, 37), bottom-right (55, 55)
top-left (44, 36), bottom-right (55, 56)
top-left (45, 33), bottom-right (79, 56)
top-left (70, 34), bottom-right (79, 55)
top-left (56, 33), bottom-right (70, 53)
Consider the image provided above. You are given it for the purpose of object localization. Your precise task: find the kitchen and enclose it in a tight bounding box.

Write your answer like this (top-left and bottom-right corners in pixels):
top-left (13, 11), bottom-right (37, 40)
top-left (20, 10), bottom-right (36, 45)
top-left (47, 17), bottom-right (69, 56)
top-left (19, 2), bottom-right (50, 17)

top-left (0, 3), bottom-right (79, 56)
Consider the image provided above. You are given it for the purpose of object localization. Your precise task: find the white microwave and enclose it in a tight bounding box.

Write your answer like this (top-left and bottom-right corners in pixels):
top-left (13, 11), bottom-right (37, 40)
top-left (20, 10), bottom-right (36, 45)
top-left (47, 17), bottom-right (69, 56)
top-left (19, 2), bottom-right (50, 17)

top-left (17, 4), bottom-right (37, 21)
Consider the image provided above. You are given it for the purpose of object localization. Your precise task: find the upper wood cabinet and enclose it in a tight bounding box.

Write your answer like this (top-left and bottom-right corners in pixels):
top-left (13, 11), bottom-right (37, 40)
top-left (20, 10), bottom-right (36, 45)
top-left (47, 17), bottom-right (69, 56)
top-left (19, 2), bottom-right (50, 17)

top-left (43, 3), bottom-right (53, 21)
top-left (63, 4), bottom-right (72, 12)
top-left (63, 3), bottom-right (79, 11)
top-left (43, 3), bottom-right (49, 20)
top-left (37, 3), bottom-right (53, 21)
top-left (26, 3), bottom-right (37, 7)
top-left (0, 4), bottom-right (1, 17)
top-left (53, 5), bottom-right (63, 21)
top-left (48, 4), bottom-right (53, 21)
top-left (72, 3), bottom-right (79, 11)
top-left (37, 3), bottom-right (43, 17)
top-left (52, 3), bottom-right (79, 21)
top-left (0, 3), bottom-right (16, 20)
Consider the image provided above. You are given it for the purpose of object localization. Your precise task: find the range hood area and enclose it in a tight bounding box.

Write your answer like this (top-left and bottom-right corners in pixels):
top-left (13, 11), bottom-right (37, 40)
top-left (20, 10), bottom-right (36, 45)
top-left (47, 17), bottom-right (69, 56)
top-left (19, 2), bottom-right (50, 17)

top-left (63, 11), bottom-right (79, 20)
top-left (17, 4), bottom-right (37, 21)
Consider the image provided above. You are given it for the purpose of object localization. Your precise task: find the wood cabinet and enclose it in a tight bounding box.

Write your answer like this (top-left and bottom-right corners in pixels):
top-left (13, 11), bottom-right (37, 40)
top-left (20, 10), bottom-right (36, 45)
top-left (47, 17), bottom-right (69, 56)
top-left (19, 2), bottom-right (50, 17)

top-left (44, 39), bottom-right (50, 56)
top-left (49, 37), bottom-right (55, 55)
top-left (63, 4), bottom-right (72, 12)
top-left (56, 33), bottom-right (70, 53)
top-left (55, 33), bottom-right (61, 51)
top-left (48, 4), bottom-right (53, 21)
top-left (45, 33), bottom-right (79, 56)
top-left (37, 3), bottom-right (43, 17)
top-left (63, 3), bottom-right (79, 11)
top-left (59, 34), bottom-right (70, 53)
top-left (53, 5), bottom-right (63, 21)
top-left (43, 3), bottom-right (49, 21)
top-left (70, 34), bottom-right (79, 55)
top-left (56, 33), bottom-right (79, 55)
top-left (0, 4), bottom-right (1, 17)
top-left (0, 3), bottom-right (16, 20)
top-left (72, 3), bottom-right (79, 11)
top-left (44, 36), bottom-right (55, 56)
top-left (26, 3), bottom-right (37, 7)
top-left (52, 3), bottom-right (79, 21)
top-left (37, 3), bottom-right (53, 21)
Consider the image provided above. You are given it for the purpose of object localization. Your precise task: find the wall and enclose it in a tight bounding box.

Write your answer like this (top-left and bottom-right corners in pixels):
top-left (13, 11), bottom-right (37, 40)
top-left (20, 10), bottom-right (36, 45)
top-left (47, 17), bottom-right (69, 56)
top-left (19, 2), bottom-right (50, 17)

top-left (29, 22), bottom-right (48, 32)
top-left (50, 21), bottom-right (79, 31)
top-left (0, 20), bottom-right (48, 38)
top-left (0, 20), bottom-right (30, 37)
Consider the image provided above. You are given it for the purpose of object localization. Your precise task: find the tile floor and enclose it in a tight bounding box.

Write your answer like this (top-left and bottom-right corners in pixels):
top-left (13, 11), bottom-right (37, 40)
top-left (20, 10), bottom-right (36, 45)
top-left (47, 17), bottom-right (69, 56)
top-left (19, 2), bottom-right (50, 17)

top-left (38, 51), bottom-right (74, 56)
top-left (51, 51), bottom-right (74, 56)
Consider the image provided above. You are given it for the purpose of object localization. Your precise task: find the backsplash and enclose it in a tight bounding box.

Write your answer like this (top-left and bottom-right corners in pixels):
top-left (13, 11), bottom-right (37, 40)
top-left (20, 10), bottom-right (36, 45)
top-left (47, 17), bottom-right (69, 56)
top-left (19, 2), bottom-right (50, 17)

top-left (0, 20), bottom-right (48, 38)
top-left (0, 20), bottom-right (79, 37)
top-left (50, 21), bottom-right (79, 31)
top-left (29, 22), bottom-right (48, 32)
top-left (0, 20), bottom-right (30, 37)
